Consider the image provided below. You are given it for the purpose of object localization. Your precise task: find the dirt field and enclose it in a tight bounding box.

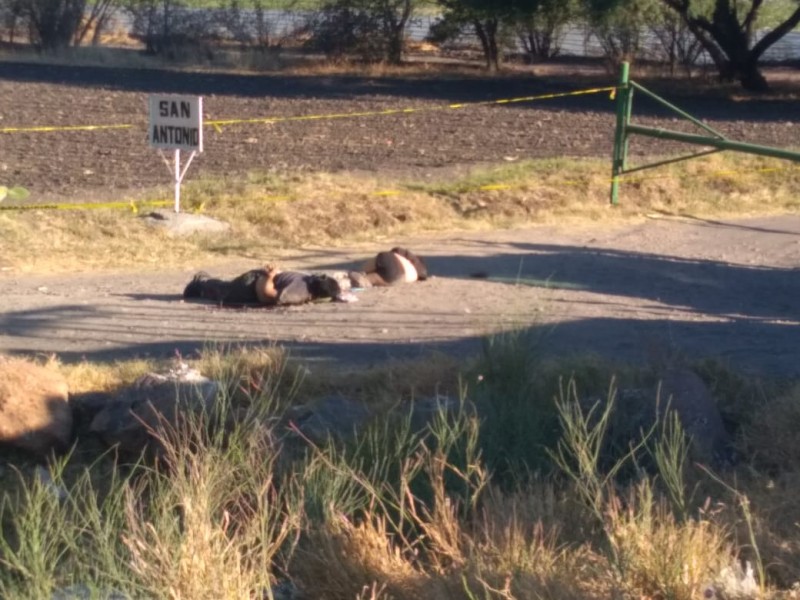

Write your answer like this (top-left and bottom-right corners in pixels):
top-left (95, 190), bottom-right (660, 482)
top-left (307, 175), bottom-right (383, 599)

top-left (1, 60), bottom-right (799, 376)
top-left (3, 60), bottom-right (800, 201)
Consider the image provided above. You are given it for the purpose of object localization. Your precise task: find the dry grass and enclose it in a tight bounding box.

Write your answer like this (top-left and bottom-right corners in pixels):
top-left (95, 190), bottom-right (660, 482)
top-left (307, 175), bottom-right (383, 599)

top-left (3, 344), bottom-right (800, 598)
top-left (2, 152), bottom-right (799, 274)
top-left (120, 417), bottom-right (299, 599)
top-left (604, 482), bottom-right (732, 599)
top-left (59, 357), bottom-right (158, 394)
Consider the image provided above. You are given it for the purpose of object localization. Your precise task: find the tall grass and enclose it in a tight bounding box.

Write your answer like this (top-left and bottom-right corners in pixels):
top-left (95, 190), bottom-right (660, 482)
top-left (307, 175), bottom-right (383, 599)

top-left (2, 341), bottom-right (800, 598)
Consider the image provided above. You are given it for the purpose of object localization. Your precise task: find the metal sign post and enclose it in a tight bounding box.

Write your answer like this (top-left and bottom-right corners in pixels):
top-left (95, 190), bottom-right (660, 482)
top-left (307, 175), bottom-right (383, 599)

top-left (148, 95), bottom-right (203, 213)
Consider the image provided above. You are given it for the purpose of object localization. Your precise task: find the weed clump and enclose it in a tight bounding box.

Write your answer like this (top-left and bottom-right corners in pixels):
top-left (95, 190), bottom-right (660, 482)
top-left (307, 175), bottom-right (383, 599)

top-left (1, 341), bottom-right (798, 599)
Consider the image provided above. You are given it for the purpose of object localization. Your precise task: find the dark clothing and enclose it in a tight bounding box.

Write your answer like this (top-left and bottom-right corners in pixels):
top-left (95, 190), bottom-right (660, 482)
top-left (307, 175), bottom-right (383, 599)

top-left (183, 269), bottom-right (342, 307)
top-left (372, 247), bottom-right (429, 285)
top-left (183, 269), bottom-right (265, 305)
top-left (270, 271), bottom-right (343, 305)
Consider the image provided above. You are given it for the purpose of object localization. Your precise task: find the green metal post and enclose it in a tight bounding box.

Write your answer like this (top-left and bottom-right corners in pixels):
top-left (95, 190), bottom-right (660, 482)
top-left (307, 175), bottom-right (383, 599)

top-left (610, 62), bottom-right (632, 205)
top-left (625, 123), bottom-right (800, 162)
top-left (605, 65), bottom-right (800, 206)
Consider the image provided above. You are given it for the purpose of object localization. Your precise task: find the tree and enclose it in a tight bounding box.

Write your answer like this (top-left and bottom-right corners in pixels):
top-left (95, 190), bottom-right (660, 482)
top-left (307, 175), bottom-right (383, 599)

top-left (515, 0), bottom-right (578, 61)
top-left (646, 1), bottom-right (704, 76)
top-left (25, 0), bottom-right (86, 50)
top-left (584, 0), bottom-right (657, 69)
top-left (9, 0), bottom-right (117, 50)
top-left (376, 0), bottom-right (415, 63)
top-left (659, 0), bottom-right (800, 91)
top-left (125, 0), bottom-right (217, 58)
top-left (74, 0), bottom-right (117, 46)
top-left (0, 0), bottom-right (26, 43)
top-left (433, 0), bottom-right (540, 71)
top-left (307, 0), bottom-right (416, 64)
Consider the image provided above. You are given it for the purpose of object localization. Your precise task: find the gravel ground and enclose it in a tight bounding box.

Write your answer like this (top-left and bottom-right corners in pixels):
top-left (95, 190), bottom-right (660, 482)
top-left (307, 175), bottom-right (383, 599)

top-left (1, 214), bottom-right (799, 375)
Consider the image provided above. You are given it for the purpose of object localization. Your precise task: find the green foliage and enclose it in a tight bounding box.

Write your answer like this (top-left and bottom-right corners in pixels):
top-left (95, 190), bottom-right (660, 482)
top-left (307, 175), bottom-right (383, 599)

top-left (431, 0), bottom-right (542, 69)
top-left (470, 330), bottom-right (563, 478)
top-left (515, 0), bottom-right (579, 60)
top-left (305, 0), bottom-right (417, 63)
top-left (548, 377), bottom-right (653, 521)
top-left (470, 330), bottom-right (633, 482)
top-left (650, 409), bottom-right (692, 518)
top-left (25, 0), bottom-right (86, 50)
top-left (645, 1), bottom-right (705, 74)
top-left (300, 395), bottom-right (486, 530)
top-left (584, 0), bottom-right (661, 67)
top-left (582, 0), bottom-right (800, 89)
top-left (0, 462), bottom-right (71, 598)
top-left (9, 0), bottom-right (117, 50)
top-left (0, 186), bottom-right (30, 202)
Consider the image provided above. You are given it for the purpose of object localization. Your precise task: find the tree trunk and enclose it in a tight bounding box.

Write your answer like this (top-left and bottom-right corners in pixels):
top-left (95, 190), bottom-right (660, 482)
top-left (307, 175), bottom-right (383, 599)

top-left (386, 28), bottom-right (403, 64)
top-left (474, 18), bottom-right (500, 72)
top-left (28, 0), bottom-right (85, 51)
top-left (381, 0), bottom-right (411, 65)
top-left (662, 0), bottom-right (800, 91)
top-left (736, 59), bottom-right (768, 91)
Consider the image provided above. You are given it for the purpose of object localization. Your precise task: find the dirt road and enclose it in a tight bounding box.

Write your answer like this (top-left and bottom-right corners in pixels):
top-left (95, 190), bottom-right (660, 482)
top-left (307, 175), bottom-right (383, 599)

top-left (2, 214), bottom-right (798, 376)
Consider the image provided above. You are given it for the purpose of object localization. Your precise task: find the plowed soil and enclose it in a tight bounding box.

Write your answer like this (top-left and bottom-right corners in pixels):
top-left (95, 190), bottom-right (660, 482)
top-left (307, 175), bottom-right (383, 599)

top-left (3, 60), bottom-right (800, 201)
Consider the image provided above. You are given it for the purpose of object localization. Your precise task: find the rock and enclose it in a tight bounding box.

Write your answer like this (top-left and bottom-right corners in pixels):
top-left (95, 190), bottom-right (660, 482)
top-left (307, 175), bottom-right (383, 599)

top-left (0, 357), bottom-right (72, 455)
top-left (89, 374), bottom-right (220, 458)
top-left (656, 368), bottom-right (732, 466)
top-left (406, 395), bottom-right (463, 433)
top-left (286, 395), bottom-right (372, 445)
top-left (69, 391), bottom-right (115, 432)
top-left (266, 580), bottom-right (302, 600)
top-left (601, 368), bottom-right (732, 467)
top-left (285, 394), bottom-right (467, 448)
top-left (141, 209), bottom-right (230, 237)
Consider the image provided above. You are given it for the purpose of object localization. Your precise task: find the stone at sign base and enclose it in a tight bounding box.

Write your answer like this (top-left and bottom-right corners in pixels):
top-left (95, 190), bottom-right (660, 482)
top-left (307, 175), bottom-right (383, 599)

top-left (141, 209), bottom-right (231, 237)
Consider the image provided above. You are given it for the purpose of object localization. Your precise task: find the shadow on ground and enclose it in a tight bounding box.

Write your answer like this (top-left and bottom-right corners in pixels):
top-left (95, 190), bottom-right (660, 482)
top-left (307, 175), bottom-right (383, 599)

top-left (2, 60), bottom-right (799, 124)
top-left (2, 226), bottom-right (798, 375)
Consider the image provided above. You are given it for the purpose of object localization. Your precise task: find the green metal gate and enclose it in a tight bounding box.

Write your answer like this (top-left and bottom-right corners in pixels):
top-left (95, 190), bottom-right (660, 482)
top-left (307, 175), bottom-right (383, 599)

top-left (610, 61), bottom-right (800, 204)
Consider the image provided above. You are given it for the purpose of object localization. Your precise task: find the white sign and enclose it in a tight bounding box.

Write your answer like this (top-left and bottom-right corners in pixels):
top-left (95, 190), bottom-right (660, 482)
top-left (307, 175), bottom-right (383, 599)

top-left (148, 95), bottom-right (203, 152)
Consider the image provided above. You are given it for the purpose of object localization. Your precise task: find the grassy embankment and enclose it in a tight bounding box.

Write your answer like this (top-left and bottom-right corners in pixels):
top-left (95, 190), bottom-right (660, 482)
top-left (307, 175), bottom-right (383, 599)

top-left (1, 151), bottom-right (799, 273)
top-left (1, 337), bottom-right (800, 599)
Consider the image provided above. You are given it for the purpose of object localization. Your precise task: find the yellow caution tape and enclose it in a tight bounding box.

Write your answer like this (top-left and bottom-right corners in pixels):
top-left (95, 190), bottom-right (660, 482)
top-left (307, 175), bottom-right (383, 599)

top-left (204, 86), bottom-right (617, 129)
top-left (617, 163), bottom-right (800, 184)
top-left (0, 199), bottom-right (172, 212)
top-left (2, 159), bottom-right (796, 212)
top-left (0, 123), bottom-right (135, 134)
top-left (0, 86), bottom-right (616, 135)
